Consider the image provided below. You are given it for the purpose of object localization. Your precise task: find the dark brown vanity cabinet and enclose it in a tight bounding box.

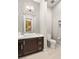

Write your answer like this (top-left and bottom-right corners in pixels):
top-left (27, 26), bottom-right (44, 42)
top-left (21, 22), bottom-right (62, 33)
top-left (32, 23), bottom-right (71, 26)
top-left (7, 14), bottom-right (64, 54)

top-left (18, 40), bottom-right (24, 57)
top-left (18, 37), bottom-right (44, 57)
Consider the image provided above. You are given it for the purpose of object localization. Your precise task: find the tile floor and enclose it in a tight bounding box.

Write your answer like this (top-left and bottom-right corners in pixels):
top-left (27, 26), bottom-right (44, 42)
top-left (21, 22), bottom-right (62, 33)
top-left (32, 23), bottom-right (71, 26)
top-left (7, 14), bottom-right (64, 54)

top-left (19, 46), bottom-right (61, 59)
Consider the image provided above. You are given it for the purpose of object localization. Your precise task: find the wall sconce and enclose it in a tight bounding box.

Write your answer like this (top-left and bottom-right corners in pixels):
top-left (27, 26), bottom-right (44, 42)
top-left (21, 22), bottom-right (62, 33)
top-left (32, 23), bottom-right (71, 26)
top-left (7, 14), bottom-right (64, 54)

top-left (25, 5), bottom-right (34, 12)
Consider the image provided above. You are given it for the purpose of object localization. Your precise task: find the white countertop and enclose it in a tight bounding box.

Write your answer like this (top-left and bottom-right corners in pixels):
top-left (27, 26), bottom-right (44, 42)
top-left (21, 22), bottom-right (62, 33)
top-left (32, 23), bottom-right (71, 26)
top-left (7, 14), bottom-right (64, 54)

top-left (18, 33), bottom-right (44, 40)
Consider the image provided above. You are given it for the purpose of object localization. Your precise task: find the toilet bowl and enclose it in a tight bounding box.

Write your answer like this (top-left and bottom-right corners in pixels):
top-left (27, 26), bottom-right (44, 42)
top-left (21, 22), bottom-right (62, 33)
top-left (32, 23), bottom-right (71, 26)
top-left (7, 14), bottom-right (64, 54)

top-left (47, 34), bottom-right (56, 48)
top-left (47, 39), bottom-right (56, 48)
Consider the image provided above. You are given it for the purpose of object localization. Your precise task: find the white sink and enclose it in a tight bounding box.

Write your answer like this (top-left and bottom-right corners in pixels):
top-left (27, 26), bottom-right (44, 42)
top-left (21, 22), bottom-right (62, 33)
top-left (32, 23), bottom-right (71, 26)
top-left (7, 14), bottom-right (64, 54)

top-left (18, 33), bottom-right (44, 39)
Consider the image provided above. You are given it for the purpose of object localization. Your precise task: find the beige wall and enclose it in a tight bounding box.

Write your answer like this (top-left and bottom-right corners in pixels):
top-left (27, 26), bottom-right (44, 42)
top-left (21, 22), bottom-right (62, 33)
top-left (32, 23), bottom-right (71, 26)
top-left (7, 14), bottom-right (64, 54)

top-left (18, 0), bottom-right (40, 33)
top-left (40, 1), bottom-right (61, 40)
top-left (51, 2), bottom-right (61, 40)
top-left (18, 0), bottom-right (24, 32)
top-left (18, 0), bottom-right (61, 40)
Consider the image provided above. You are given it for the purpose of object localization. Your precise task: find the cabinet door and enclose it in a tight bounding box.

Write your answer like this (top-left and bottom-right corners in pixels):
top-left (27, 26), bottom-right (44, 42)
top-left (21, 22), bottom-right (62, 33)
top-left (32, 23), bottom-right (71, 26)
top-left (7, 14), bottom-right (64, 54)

top-left (18, 40), bottom-right (24, 57)
top-left (38, 37), bottom-right (44, 51)
top-left (23, 38), bottom-right (38, 55)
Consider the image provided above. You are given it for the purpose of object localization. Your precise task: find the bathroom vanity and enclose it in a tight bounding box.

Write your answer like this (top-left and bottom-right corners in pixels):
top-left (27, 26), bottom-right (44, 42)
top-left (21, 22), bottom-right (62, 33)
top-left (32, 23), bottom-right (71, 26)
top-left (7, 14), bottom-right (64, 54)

top-left (18, 33), bottom-right (44, 57)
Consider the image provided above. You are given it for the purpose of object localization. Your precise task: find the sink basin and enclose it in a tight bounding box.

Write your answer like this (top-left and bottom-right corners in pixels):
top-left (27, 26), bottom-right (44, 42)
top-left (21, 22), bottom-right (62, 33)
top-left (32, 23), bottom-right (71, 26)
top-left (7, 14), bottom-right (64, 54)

top-left (18, 33), bottom-right (44, 39)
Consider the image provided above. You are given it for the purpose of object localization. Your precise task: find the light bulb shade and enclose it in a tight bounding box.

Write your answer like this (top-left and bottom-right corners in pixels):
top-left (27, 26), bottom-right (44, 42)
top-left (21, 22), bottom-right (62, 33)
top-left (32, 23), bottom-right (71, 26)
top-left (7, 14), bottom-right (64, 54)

top-left (25, 5), bottom-right (34, 12)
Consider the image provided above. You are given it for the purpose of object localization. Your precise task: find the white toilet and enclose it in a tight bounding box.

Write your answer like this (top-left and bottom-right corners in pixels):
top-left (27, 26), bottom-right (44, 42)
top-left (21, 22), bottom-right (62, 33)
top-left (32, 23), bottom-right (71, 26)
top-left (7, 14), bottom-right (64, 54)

top-left (47, 34), bottom-right (56, 49)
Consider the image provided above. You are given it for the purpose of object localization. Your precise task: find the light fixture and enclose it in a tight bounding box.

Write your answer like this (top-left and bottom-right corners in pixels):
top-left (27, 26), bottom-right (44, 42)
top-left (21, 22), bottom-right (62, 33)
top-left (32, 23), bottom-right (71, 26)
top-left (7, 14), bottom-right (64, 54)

top-left (33, 0), bottom-right (41, 3)
top-left (25, 6), bottom-right (30, 10)
top-left (25, 5), bottom-right (34, 12)
top-left (51, 0), bottom-right (55, 3)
